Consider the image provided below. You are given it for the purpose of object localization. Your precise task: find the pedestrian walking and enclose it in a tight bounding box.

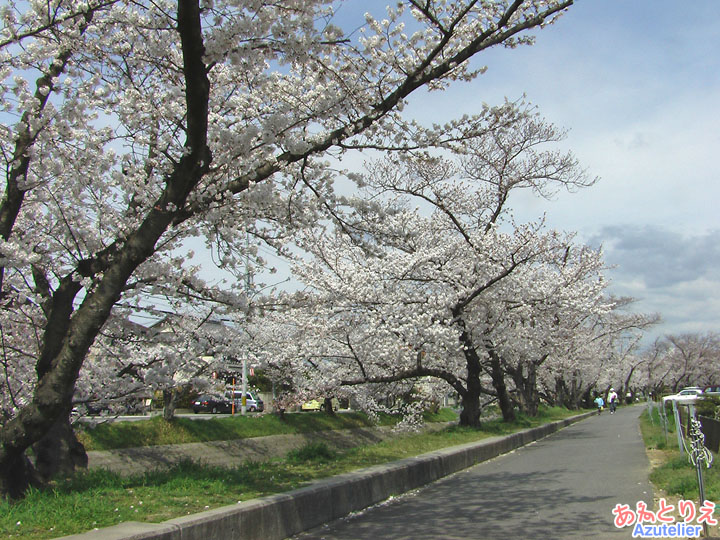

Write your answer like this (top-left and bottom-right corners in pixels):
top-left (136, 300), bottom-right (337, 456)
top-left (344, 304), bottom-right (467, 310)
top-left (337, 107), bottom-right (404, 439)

top-left (594, 395), bottom-right (604, 415)
top-left (608, 388), bottom-right (618, 414)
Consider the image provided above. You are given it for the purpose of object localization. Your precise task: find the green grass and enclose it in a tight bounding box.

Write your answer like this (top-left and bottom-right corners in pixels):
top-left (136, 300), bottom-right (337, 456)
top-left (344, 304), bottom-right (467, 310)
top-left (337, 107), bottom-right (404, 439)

top-left (76, 407), bottom-right (463, 451)
top-left (2, 406), bottom-right (580, 539)
top-left (76, 411), bottom-right (394, 451)
top-left (286, 442), bottom-right (338, 463)
top-left (639, 406), bottom-right (720, 503)
top-left (640, 403), bottom-right (678, 451)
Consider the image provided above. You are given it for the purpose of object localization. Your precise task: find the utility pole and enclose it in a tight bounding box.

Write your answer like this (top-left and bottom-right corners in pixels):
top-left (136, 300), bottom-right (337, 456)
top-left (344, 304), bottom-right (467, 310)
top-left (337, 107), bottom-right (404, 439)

top-left (241, 229), bottom-right (251, 416)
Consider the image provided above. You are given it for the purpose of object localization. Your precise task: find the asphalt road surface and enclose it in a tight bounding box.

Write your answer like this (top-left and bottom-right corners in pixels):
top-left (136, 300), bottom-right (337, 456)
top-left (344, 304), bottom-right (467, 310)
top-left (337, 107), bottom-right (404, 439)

top-left (294, 406), bottom-right (653, 540)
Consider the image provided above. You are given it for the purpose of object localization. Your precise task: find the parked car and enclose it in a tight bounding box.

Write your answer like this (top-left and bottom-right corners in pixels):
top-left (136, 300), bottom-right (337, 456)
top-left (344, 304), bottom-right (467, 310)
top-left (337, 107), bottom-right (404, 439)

top-left (225, 390), bottom-right (264, 412)
top-left (703, 385), bottom-right (720, 396)
top-left (192, 394), bottom-right (233, 414)
top-left (85, 401), bottom-right (111, 415)
top-left (301, 399), bottom-right (323, 411)
top-left (662, 387), bottom-right (704, 405)
top-left (301, 398), bottom-right (339, 412)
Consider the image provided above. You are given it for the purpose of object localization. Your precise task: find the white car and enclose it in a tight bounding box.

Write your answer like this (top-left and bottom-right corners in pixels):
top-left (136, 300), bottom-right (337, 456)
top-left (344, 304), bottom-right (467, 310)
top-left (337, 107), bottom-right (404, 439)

top-left (662, 387), bottom-right (703, 405)
top-left (224, 390), bottom-right (264, 412)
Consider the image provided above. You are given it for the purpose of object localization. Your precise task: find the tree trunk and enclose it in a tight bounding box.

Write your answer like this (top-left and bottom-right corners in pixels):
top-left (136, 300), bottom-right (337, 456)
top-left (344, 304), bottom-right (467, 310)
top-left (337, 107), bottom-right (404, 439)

top-left (580, 385), bottom-right (593, 409)
top-left (555, 373), bottom-right (588, 410)
top-left (163, 388), bottom-right (179, 421)
top-left (30, 281), bottom-right (89, 483)
top-left (322, 397), bottom-right (336, 416)
top-left (32, 416), bottom-right (88, 482)
top-left (510, 362), bottom-right (539, 416)
top-left (553, 376), bottom-right (565, 407)
top-left (0, 447), bottom-right (41, 499)
top-left (488, 351), bottom-right (515, 422)
top-left (457, 335), bottom-right (484, 427)
top-left (459, 387), bottom-right (482, 427)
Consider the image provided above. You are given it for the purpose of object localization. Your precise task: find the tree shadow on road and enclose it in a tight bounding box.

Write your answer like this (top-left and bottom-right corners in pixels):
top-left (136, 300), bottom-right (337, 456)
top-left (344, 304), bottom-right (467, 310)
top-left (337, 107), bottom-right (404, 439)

top-left (297, 468), bottom-right (628, 539)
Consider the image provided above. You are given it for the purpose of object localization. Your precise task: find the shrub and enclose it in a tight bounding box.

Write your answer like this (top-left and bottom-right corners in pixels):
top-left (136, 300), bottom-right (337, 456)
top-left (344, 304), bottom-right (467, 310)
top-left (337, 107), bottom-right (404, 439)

top-left (286, 442), bottom-right (337, 463)
top-left (696, 395), bottom-right (720, 420)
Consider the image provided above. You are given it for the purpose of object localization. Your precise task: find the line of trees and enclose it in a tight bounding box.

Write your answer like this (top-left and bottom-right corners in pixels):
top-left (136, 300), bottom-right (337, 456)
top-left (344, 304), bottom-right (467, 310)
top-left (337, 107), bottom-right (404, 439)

top-left (253, 123), bottom-right (657, 426)
top-left (632, 332), bottom-right (720, 397)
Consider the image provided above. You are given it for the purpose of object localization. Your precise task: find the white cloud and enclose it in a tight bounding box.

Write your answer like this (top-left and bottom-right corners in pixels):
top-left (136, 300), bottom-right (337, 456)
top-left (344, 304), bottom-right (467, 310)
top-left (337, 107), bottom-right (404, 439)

top-left (591, 226), bottom-right (720, 337)
top-left (596, 226), bottom-right (720, 289)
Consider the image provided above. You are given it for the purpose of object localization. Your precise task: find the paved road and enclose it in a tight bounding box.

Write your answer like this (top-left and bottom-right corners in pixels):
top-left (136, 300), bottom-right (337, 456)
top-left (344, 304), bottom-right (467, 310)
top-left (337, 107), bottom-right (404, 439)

top-left (294, 406), bottom-right (653, 540)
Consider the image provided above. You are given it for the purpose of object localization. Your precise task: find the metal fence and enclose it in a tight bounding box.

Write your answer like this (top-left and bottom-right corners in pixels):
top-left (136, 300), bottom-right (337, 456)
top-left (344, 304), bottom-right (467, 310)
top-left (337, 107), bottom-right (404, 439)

top-left (698, 416), bottom-right (720, 453)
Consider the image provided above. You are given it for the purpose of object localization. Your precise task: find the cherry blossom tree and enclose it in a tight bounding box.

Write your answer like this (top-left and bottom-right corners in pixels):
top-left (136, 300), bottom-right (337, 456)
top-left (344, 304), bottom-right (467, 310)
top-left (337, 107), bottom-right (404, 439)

top-left (479, 242), bottom-right (614, 415)
top-left (261, 100), bottom-right (663, 425)
top-left (537, 298), bottom-right (657, 409)
top-left (281, 228), bottom-right (655, 423)
top-left (136, 314), bottom-right (238, 420)
top-left (255, 107), bottom-right (608, 425)
top-left (69, 317), bottom-right (151, 420)
top-left (0, 0), bottom-right (579, 497)
top-left (634, 332), bottom-right (720, 396)
top-left (284, 217), bottom-right (637, 424)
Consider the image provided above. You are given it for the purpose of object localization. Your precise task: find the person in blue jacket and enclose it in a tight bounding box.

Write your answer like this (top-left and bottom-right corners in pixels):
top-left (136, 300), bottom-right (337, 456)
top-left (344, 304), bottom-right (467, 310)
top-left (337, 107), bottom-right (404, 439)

top-left (594, 395), bottom-right (604, 415)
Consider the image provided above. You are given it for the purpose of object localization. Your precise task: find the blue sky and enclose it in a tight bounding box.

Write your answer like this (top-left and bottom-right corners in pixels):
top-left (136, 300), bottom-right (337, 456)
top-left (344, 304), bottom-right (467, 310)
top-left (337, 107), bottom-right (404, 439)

top-left (393, 0), bottom-right (720, 341)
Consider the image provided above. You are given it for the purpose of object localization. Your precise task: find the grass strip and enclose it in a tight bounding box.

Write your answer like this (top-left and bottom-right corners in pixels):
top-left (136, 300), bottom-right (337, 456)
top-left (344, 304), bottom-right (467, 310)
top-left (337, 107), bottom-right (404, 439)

top-left (640, 405), bottom-right (720, 503)
top-left (76, 408), bottom-right (458, 451)
top-left (2, 406), bottom-right (575, 539)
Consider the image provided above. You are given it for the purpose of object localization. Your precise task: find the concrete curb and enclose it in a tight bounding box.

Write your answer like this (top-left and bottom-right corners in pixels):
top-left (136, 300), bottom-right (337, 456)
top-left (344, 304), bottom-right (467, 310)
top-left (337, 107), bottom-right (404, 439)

top-left (59, 412), bottom-right (593, 540)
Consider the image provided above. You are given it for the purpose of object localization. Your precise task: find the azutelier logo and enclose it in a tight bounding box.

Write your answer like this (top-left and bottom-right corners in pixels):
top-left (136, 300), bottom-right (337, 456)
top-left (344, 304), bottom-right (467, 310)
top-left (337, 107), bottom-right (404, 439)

top-left (612, 499), bottom-right (717, 538)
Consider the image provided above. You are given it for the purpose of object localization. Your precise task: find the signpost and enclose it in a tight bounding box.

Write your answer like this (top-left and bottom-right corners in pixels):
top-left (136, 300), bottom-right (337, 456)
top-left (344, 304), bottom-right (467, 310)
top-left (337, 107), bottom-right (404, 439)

top-left (671, 401), bottom-right (684, 455)
top-left (241, 357), bottom-right (247, 415)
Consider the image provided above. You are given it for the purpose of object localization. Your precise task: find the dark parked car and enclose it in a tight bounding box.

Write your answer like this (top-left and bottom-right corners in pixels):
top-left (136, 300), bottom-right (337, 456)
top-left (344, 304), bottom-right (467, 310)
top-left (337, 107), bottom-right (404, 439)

top-left (192, 394), bottom-right (233, 414)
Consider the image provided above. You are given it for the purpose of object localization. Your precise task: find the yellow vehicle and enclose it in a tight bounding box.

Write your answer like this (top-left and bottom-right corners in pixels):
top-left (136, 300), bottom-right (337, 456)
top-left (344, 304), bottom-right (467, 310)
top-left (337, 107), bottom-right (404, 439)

top-left (301, 398), bottom-right (339, 412)
top-left (300, 399), bottom-right (323, 411)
